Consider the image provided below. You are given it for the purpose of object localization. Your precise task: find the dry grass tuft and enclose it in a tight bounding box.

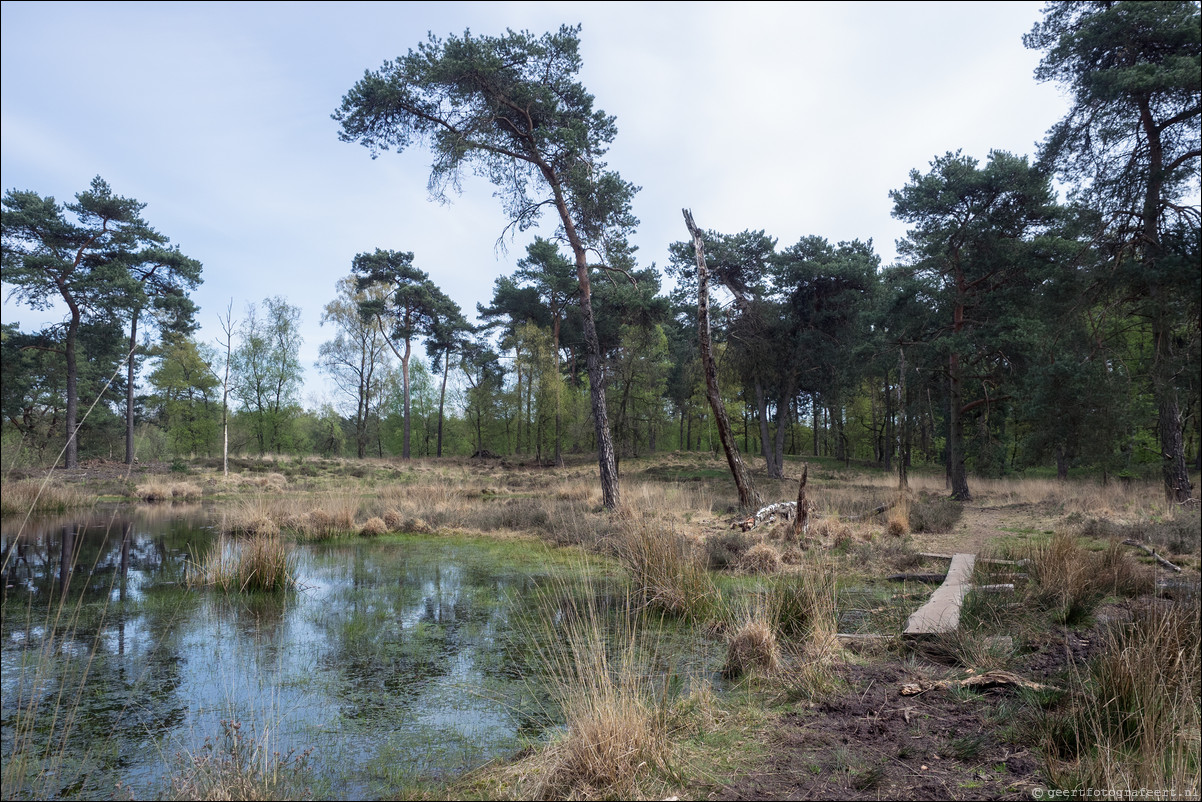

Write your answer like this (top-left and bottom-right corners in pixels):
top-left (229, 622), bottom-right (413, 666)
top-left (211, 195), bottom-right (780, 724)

top-left (240, 472), bottom-right (288, 491)
top-left (186, 533), bottom-right (295, 593)
top-left (1027, 533), bottom-right (1152, 624)
top-left (612, 514), bottom-right (715, 619)
top-left (360, 516), bottom-right (387, 537)
top-left (523, 587), bottom-right (681, 801)
top-left (766, 558), bottom-right (839, 646)
top-left (0, 479), bottom-right (97, 515)
top-left (810, 516), bottom-right (853, 546)
top-left (885, 493), bottom-right (910, 537)
top-left (723, 616), bottom-right (780, 679)
top-left (136, 480), bottom-right (203, 502)
top-left (740, 542), bottom-right (782, 574)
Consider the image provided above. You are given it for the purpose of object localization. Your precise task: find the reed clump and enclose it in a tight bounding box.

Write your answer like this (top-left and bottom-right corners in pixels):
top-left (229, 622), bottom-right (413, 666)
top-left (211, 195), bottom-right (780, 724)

top-left (611, 514), bottom-right (714, 620)
top-left (1044, 598), bottom-right (1201, 795)
top-left (0, 480), bottom-right (97, 515)
top-left (186, 534), bottom-right (295, 593)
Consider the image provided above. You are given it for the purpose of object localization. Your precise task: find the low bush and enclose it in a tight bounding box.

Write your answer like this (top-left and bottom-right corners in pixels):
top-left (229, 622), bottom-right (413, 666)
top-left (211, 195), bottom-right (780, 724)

top-left (705, 529), bottom-right (751, 570)
top-left (909, 493), bottom-right (964, 533)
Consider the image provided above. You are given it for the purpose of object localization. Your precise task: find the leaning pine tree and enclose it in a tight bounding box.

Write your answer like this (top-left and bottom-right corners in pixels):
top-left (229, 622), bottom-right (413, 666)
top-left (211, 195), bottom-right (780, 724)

top-left (333, 24), bottom-right (638, 509)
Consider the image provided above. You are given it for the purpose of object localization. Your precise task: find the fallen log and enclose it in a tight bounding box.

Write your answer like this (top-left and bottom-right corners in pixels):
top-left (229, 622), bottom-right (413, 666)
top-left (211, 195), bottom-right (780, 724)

top-left (1122, 539), bottom-right (1182, 573)
top-left (901, 670), bottom-right (1059, 696)
top-left (847, 502), bottom-right (892, 521)
top-left (886, 572), bottom-right (947, 583)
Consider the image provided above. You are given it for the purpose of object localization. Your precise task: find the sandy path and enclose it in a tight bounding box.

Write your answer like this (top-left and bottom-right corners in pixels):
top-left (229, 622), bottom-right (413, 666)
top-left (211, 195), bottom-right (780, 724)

top-left (908, 503), bottom-right (1063, 555)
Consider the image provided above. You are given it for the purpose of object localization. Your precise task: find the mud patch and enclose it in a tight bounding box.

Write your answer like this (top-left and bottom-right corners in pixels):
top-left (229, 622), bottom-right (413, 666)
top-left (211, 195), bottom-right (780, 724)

top-left (718, 663), bottom-right (1042, 800)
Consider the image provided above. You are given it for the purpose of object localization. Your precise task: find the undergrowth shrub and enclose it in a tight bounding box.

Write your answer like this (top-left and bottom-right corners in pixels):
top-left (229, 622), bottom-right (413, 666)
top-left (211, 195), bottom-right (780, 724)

top-left (909, 493), bottom-right (964, 533)
top-left (705, 529), bottom-right (751, 570)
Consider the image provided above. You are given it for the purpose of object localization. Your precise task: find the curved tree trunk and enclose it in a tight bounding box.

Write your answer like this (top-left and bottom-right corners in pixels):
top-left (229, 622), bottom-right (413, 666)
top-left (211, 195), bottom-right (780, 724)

top-left (684, 209), bottom-right (761, 511)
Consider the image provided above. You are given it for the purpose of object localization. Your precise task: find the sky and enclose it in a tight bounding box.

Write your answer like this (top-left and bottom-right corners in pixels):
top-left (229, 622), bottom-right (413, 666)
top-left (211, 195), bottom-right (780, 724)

top-left (1, 1), bottom-right (1073, 409)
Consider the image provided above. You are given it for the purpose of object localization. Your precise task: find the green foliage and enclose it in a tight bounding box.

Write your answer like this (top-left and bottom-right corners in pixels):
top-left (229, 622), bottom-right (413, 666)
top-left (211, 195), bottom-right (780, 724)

top-left (2, 176), bottom-right (200, 467)
top-left (148, 332), bottom-right (221, 456)
top-left (231, 297), bottom-right (304, 455)
top-left (1026, 0), bottom-right (1201, 501)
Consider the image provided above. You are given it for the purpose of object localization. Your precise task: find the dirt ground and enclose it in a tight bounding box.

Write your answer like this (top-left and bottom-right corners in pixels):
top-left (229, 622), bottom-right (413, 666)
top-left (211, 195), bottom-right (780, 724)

top-left (909, 503), bottom-right (1064, 555)
top-left (716, 661), bottom-right (1045, 801)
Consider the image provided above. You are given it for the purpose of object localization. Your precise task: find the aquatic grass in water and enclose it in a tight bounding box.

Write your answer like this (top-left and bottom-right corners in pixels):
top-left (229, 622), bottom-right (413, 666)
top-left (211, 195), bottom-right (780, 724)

top-left (186, 533), bottom-right (297, 593)
top-left (3, 514), bottom-right (716, 799)
top-left (511, 578), bottom-right (688, 801)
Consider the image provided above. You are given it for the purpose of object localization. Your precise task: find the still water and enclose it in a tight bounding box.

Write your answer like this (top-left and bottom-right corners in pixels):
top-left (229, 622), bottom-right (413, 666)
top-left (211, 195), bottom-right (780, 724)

top-left (1, 506), bottom-right (632, 799)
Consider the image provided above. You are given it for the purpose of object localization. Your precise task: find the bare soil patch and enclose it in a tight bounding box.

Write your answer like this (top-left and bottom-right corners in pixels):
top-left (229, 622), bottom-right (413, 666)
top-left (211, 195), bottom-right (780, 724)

top-left (717, 662), bottom-right (1042, 801)
top-left (909, 503), bottom-right (1063, 555)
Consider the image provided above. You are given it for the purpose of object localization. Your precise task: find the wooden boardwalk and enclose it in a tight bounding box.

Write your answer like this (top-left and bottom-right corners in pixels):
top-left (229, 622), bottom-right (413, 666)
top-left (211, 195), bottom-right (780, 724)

top-left (904, 553), bottom-right (976, 636)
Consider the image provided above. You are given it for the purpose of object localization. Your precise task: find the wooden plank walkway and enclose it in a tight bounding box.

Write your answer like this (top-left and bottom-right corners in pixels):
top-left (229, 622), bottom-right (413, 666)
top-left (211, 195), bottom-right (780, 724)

top-left (904, 553), bottom-right (976, 636)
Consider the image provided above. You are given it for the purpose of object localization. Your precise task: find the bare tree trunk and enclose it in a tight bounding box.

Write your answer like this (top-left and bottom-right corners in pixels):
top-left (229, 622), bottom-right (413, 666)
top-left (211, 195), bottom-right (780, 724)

top-left (219, 302), bottom-right (233, 478)
top-left (64, 311), bottom-right (80, 469)
top-left (791, 463), bottom-right (809, 540)
top-left (897, 346), bottom-right (909, 491)
top-left (684, 208), bottom-right (761, 510)
top-left (125, 307), bottom-right (140, 465)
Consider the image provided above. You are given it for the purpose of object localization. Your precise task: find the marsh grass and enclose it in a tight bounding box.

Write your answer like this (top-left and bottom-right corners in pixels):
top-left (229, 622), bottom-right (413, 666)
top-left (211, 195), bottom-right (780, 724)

top-left (513, 581), bottom-right (686, 801)
top-left (166, 718), bottom-right (313, 801)
top-left (0, 479), bottom-right (97, 516)
top-left (186, 533), bottom-right (296, 593)
top-left (611, 513), bottom-right (715, 620)
top-left (764, 558), bottom-right (841, 699)
top-left (1025, 532), bottom-right (1152, 624)
top-left (1044, 598), bottom-right (1201, 796)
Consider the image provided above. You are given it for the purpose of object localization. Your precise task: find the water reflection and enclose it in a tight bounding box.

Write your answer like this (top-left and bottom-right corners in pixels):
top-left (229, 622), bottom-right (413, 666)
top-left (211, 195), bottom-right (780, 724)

top-left (1, 509), bottom-right (635, 800)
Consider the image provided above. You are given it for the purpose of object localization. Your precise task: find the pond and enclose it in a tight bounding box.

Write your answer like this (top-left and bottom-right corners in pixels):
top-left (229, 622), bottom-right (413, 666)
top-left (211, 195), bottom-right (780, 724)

top-left (1, 506), bottom-right (709, 799)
